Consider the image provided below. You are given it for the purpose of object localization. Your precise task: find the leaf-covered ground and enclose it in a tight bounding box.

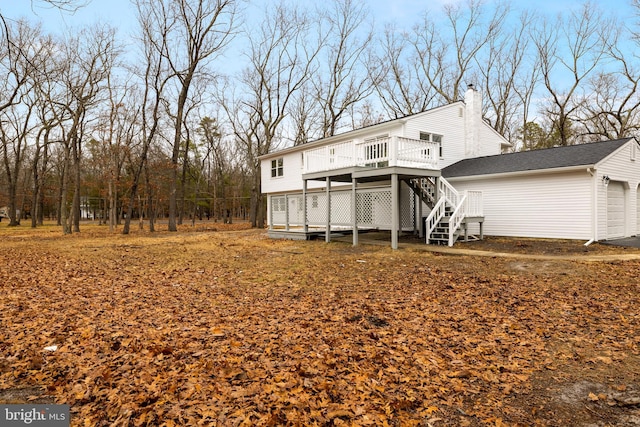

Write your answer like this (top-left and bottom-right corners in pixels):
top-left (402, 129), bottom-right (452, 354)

top-left (1, 223), bottom-right (639, 426)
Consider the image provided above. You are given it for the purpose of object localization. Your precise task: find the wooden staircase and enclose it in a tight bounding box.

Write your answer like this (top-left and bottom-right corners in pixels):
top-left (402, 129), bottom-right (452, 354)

top-left (406, 177), bottom-right (437, 208)
top-left (407, 177), bottom-right (484, 246)
top-left (427, 205), bottom-right (460, 245)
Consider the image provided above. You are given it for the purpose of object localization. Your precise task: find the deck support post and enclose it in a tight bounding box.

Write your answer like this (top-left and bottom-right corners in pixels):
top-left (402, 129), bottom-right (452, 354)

top-left (325, 177), bottom-right (331, 243)
top-left (303, 180), bottom-right (308, 234)
top-left (285, 195), bottom-right (289, 231)
top-left (417, 190), bottom-right (423, 238)
top-left (268, 195), bottom-right (272, 231)
top-left (352, 178), bottom-right (358, 246)
top-left (391, 173), bottom-right (399, 249)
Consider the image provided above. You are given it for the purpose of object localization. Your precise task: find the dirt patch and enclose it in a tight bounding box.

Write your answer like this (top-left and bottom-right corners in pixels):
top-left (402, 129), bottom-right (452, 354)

top-left (0, 386), bottom-right (56, 404)
top-left (506, 260), bottom-right (577, 275)
top-left (457, 236), bottom-right (640, 256)
top-left (510, 373), bottom-right (640, 426)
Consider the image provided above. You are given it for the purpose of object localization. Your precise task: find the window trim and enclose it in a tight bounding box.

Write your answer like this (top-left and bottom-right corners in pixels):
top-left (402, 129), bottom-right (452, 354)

top-left (271, 157), bottom-right (284, 178)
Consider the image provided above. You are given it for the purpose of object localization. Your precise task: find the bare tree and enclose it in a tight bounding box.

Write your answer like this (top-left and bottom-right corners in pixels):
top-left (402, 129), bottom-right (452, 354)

top-left (198, 115), bottom-right (236, 221)
top-left (122, 0), bottom-right (174, 235)
top-left (576, 21), bottom-right (640, 140)
top-left (57, 25), bottom-right (116, 234)
top-left (222, 2), bottom-right (318, 227)
top-left (410, 0), bottom-right (508, 105)
top-left (314, 0), bottom-right (375, 137)
top-left (534, 2), bottom-right (611, 145)
top-left (31, 33), bottom-right (63, 226)
top-left (0, 20), bottom-right (50, 226)
top-left (31, 0), bottom-right (88, 11)
top-left (93, 76), bottom-right (140, 232)
top-left (373, 24), bottom-right (438, 118)
top-left (478, 9), bottom-right (538, 142)
top-left (289, 82), bottom-right (322, 145)
top-left (138, 0), bottom-right (238, 232)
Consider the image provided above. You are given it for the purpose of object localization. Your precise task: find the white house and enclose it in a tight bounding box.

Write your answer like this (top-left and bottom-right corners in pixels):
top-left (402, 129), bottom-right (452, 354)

top-left (260, 86), bottom-right (640, 248)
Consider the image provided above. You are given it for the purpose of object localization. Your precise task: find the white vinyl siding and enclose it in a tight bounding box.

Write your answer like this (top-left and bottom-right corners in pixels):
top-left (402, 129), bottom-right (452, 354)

top-left (261, 151), bottom-right (326, 194)
top-left (637, 185), bottom-right (640, 235)
top-left (450, 171), bottom-right (593, 239)
top-left (402, 103), bottom-right (468, 169)
top-left (402, 103), bottom-right (505, 169)
top-left (606, 181), bottom-right (626, 239)
top-left (595, 141), bottom-right (640, 240)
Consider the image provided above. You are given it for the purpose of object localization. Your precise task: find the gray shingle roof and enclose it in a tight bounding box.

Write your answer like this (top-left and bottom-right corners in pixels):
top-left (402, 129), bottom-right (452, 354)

top-left (442, 138), bottom-right (633, 178)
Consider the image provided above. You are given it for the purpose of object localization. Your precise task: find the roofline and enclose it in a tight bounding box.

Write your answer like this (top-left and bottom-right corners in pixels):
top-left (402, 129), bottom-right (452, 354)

top-left (594, 137), bottom-right (636, 164)
top-left (444, 138), bottom-right (635, 179)
top-left (259, 97), bottom-right (515, 159)
top-left (486, 123), bottom-right (512, 147)
top-left (445, 164), bottom-right (595, 181)
top-left (258, 119), bottom-right (404, 160)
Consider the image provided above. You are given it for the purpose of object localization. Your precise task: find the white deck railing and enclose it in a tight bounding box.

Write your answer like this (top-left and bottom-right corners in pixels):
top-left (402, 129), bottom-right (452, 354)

top-left (303, 136), bottom-right (440, 174)
top-left (448, 190), bottom-right (483, 246)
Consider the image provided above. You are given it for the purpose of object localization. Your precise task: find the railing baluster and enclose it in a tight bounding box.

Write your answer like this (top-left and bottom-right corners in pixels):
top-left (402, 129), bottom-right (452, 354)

top-left (303, 136), bottom-right (443, 173)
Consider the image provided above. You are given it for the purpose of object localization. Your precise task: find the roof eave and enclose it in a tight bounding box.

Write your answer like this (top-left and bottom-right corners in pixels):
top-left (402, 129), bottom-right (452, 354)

top-left (445, 164), bottom-right (596, 181)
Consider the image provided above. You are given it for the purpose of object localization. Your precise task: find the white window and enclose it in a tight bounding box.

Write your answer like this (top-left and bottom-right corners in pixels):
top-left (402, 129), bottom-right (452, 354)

top-left (271, 158), bottom-right (284, 177)
top-left (419, 132), bottom-right (443, 158)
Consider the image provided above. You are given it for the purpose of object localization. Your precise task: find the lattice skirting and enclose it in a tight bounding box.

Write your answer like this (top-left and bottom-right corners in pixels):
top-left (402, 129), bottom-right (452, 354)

top-left (269, 185), bottom-right (416, 231)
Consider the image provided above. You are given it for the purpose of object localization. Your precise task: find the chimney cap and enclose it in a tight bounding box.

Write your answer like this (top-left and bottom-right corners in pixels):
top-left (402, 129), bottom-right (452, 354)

top-left (467, 83), bottom-right (475, 89)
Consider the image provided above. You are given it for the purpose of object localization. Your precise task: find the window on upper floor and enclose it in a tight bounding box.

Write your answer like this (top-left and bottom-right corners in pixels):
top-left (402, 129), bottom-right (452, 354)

top-left (271, 157), bottom-right (284, 177)
top-left (419, 132), bottom-right (443, 158)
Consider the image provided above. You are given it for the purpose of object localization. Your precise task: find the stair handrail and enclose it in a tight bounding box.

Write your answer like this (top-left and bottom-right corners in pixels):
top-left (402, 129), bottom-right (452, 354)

top-left (424, 197), bottom-right (446, 244)
top-left (439, 176), bottom-right (459, 207)
top-left (448, 192), bottom-right (468, 247)
top-left (424, 177), bottom-right (459, 245)
top-left (411, 177), bottom-right (437, 207)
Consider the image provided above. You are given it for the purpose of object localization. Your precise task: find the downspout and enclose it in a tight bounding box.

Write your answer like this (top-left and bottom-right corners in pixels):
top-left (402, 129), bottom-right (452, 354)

top-left (584, 167), bottom-right (597, 246)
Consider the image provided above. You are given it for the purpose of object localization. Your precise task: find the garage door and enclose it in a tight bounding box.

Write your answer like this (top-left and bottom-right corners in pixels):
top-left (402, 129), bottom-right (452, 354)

top-left (607, 181), bottom-right (625, 239)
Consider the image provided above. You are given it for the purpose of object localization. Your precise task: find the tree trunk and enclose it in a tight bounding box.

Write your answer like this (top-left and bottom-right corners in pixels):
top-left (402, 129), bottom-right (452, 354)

top-left (108, 180), bottom-right (114, 232)
top-left (138, 194), bottom-right (144, 230)
top-left (168, 164), bottom-right (178, 231)
top-left (60, 148), bottom-right (72, 235)
top-left (7, 184), bottom-right (19, 227)
top-left (145, 162), bottom-right (155, 233)
top-left (72, 137), bottom-right (81, 233)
